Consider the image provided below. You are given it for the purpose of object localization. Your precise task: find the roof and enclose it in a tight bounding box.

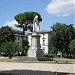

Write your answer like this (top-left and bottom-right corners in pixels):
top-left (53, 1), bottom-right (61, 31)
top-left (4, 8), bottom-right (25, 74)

top-left (37, 30), bottom-right (50, 33)
top-left (14, 30), bottom-right (23, 34)
top-left (27, 30), bottom-right (50, 35)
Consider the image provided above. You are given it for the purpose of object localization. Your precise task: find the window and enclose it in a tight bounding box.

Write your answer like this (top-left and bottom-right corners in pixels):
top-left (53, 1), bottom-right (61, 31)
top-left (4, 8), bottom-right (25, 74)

top-left (15, 36), bottom-right (17, 40)
top-left (42, 39), bottom-right (45, 45)
top-left (42, 37), bottom-right (45, 45)
top-left (18, 36), bottom-right (19, 40)
top-left (14, 36), bottom-right (16, 40)
top-left (42, 37), bottom-right (45, 39)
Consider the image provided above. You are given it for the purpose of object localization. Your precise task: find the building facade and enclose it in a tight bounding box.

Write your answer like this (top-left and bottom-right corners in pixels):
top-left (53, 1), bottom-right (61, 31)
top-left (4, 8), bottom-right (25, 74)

top-left (14, 30), bottom-right (52, 55)
top-left (28, 30), bottom-right (52, 54)
top-left (15, 34), bottom-right (22, 49)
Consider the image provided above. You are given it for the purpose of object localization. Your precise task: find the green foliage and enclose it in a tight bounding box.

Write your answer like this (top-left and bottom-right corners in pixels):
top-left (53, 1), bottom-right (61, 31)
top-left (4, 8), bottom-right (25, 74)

top-left (22, 38), bottom-right (29, 55)
top-left (0, 42), bottom-right (19, 58)
top-left (0, 26), bottom-right (15, 46)
top-left (15, 12), bottom-right (42, 25)
top-left (51, 23), bottom-right (75, 56)
top-left (14, 12), bottom-right (42, 31)
top-left (69, 39), bottom-right (75, 55)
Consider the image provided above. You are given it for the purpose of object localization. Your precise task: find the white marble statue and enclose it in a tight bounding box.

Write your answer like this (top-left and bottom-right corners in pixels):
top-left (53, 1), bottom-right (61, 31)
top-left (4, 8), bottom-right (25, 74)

top-left (33, 15), bottom-right (40, 32)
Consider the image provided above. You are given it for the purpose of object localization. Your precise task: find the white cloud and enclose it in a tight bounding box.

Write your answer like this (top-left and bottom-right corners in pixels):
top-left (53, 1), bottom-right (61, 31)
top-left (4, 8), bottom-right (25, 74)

top-left (46, 0), bottom-right (75, 16)
top-left (2, 20), bottom-right (22, 31)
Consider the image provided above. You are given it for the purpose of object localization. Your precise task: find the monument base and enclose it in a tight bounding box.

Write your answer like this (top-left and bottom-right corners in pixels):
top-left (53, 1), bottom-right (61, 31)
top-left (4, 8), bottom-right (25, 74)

top-left (28, 48), bottom-right (44, 58)
top-left (28, 32), bottom-right (44, 58)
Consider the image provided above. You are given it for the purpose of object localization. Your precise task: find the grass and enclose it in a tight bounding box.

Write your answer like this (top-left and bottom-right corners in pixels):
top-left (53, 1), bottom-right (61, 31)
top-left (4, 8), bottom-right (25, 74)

top-left (52, 57), bottom-right (75, 64)
top-left (53, 58), bottom-right (75, 61)
top-left (0, 57), bottom-right (17, 62)
top-left (0, 56), bottom-right (75, 64)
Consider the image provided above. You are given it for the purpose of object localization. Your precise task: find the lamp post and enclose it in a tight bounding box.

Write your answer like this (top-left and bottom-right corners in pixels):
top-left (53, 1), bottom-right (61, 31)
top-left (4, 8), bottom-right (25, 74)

top-left (22, 23), bottom-right (27, 55)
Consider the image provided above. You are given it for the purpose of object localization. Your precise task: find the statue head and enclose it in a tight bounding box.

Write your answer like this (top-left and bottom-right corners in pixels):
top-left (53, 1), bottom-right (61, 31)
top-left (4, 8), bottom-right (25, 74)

top-left (34, 15), bottom-right (38, 21)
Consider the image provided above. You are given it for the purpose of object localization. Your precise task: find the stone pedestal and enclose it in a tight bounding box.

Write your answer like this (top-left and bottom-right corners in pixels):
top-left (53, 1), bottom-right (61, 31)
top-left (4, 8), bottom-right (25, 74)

top-left (28, 32), bottom-right (44, 58)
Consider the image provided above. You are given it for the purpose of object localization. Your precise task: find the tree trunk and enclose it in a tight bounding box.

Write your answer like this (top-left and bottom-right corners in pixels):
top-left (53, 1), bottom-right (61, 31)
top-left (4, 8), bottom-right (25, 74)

top-left (21, 24), bottom-right (25, 55)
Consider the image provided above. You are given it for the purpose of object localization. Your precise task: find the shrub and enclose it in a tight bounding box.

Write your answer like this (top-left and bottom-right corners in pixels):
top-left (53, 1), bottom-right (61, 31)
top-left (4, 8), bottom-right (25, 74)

top-left (0, 41), bottom-right (19, 59)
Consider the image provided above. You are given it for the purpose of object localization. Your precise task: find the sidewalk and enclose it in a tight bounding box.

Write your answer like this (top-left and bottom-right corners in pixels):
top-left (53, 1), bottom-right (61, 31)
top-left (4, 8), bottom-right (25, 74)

top-left (0, 62), bottom-right (75, 75)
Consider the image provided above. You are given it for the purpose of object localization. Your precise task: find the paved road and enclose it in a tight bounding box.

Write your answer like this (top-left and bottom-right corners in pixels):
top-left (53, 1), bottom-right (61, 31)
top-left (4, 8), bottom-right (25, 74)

top-left (0, 62), bottom-right (75, 75)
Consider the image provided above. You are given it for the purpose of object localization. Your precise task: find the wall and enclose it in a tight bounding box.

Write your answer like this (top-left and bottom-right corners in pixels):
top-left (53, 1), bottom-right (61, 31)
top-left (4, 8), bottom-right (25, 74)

top-left (28, 32), bottom-right (50, 54)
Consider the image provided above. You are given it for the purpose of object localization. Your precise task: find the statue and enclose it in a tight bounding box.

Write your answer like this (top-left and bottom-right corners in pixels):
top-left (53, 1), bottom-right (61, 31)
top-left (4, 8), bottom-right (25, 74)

top-left (33, 15), bottom-right (40, 32)
top-left (28, 15), bottom-right (44, 58)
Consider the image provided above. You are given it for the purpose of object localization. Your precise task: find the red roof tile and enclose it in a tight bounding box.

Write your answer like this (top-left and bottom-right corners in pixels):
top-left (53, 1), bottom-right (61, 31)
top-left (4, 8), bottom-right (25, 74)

top-left (37, 30), bottom-right (49, 33)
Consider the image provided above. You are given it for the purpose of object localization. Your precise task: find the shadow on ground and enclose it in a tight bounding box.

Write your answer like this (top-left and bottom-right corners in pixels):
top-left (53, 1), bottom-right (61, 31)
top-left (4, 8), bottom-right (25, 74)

top-left (0, 70), bottom-right (73, 75)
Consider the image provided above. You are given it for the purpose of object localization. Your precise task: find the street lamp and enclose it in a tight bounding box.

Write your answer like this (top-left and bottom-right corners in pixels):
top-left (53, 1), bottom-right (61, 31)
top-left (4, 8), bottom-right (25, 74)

top-left (21, 23), bottom-right (26, 55)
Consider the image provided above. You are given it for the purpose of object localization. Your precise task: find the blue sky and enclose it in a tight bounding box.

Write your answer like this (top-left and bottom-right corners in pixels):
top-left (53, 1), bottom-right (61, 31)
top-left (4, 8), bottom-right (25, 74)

top-left (0, 0), bottom-right (75, 30)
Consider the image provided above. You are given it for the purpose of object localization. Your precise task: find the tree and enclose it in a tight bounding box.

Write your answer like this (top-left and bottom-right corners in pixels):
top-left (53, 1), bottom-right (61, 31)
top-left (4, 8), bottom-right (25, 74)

top-left (14, 12), bottom-right (42, 28)
top-left (0, 26), bottom-right (15, 47)
top-left (69, 39), bottom-right (75, 56)
top-left (51, 23), bottom-right (75, 57)
top-left (14, 11), bottom-right (42, 55)
top-left (0, 41), bottom-right (19, 59)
